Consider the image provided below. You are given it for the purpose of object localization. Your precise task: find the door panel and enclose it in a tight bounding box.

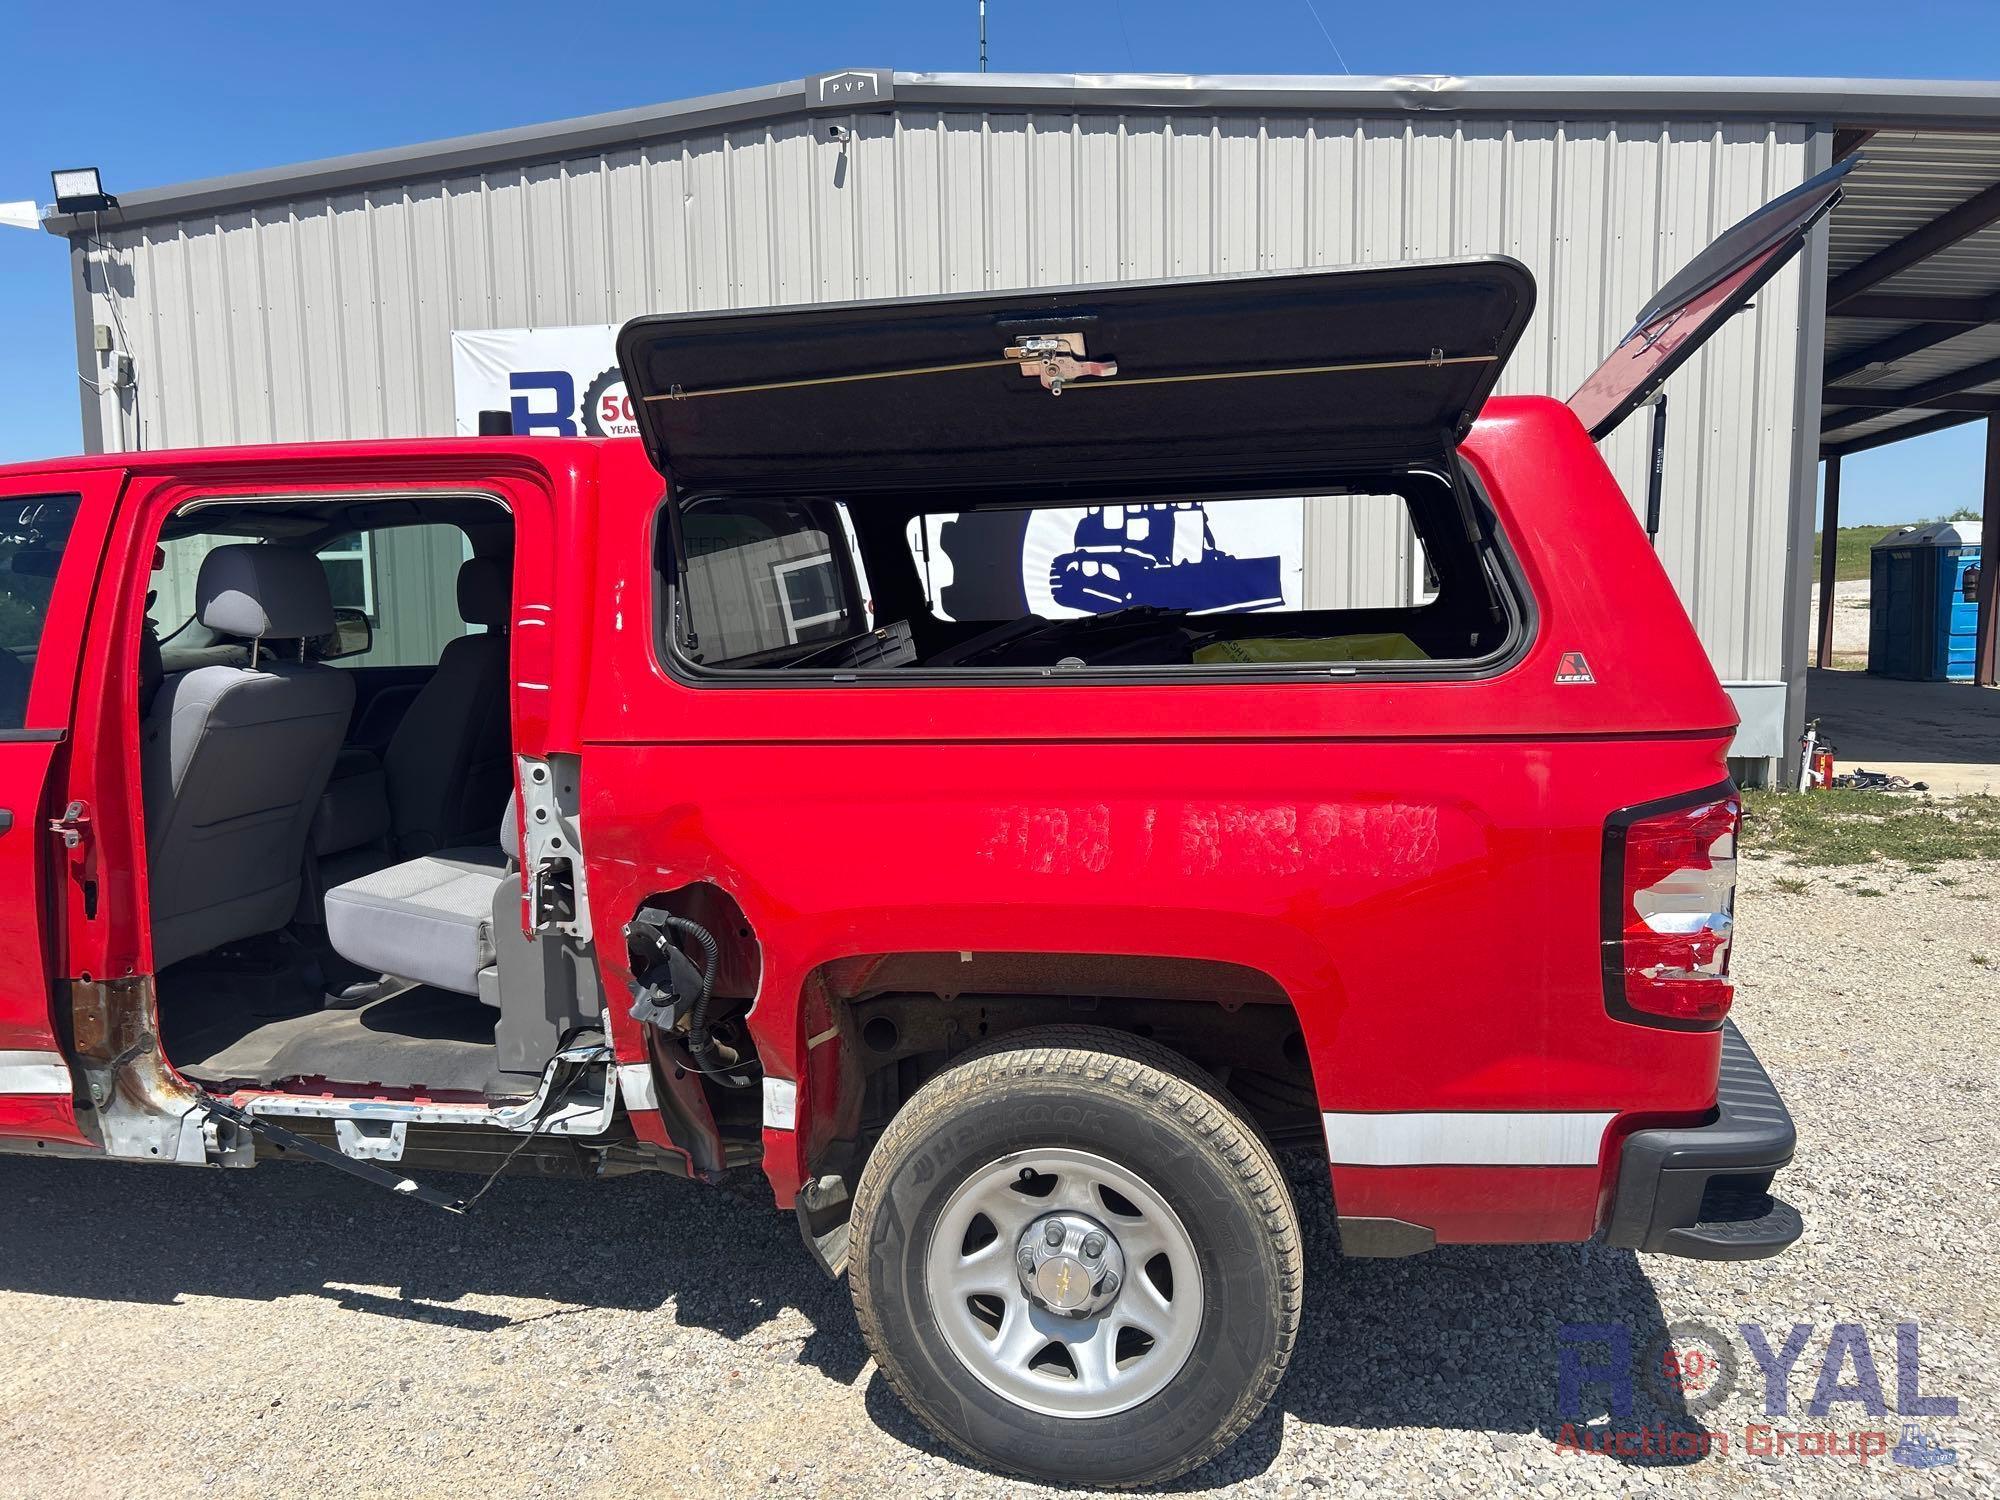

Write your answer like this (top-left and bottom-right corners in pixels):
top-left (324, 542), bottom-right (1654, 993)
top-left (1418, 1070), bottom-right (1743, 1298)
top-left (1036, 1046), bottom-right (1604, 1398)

top-left (0, 476), bottom-right (119, 1145)
top-left (0, 741), bottom-right (64, 1052)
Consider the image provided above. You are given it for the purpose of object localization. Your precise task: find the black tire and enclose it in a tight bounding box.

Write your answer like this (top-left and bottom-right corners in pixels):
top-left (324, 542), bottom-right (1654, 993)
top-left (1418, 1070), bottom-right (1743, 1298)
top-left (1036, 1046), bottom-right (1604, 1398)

top-left (848, 1026), bottom-right (1304, 1487)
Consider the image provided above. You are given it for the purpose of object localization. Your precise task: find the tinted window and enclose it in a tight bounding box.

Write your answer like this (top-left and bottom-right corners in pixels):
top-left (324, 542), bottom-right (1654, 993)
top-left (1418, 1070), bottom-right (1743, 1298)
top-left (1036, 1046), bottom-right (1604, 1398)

top-left (315, 524), bottom-right (477, 668)
top-left (0, 494), bottom-right (81, 729)
top-left (673, 497), bottom-right (866, 666)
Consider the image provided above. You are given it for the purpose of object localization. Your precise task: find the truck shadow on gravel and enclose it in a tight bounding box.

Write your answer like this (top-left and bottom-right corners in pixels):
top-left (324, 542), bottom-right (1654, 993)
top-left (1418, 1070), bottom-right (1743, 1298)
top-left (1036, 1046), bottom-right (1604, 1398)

top-left (0, 1150), bottom-right (1701, 1489)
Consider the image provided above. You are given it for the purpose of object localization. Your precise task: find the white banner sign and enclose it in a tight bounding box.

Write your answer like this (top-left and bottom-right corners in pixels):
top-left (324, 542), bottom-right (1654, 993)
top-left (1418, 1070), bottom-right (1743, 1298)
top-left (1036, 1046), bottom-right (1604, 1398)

top-left (450, 325), bottom-right (634, 438)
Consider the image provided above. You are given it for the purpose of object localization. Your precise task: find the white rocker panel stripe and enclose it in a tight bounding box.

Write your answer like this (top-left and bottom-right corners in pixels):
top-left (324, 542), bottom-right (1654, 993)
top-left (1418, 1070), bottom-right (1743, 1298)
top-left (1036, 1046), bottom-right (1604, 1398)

top-left (0, 1049), bottom-right (74, 1096)
top-left (1323, 1110), bottom-right (1617, 1167)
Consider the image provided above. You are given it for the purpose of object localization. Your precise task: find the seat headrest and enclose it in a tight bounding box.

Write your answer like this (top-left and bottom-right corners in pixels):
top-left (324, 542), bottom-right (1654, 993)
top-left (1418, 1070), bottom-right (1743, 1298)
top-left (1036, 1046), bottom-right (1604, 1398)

top-left (457, 557), bottom-right (510, 629)
top-left (500, 790), bottom-right (520, 865)
top-left (195, 545), bottom-right (335, 641)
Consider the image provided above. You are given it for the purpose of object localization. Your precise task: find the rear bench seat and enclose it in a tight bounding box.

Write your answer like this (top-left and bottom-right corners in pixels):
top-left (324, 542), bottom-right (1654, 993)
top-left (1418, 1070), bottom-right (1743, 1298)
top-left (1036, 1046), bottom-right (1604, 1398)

top-left (325, 792), bottom-right (605, 1086)
top-left (324, 795), bottom-right (518, 997)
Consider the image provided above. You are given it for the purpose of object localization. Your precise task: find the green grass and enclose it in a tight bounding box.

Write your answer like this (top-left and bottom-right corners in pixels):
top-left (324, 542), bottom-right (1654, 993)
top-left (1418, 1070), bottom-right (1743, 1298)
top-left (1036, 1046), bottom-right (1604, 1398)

top-left (1813, 510), bottom-right (1979, 585)
top-left (1741, 788), bottom-right (2000, 868)
top-left (1813, 525), bottom-right (1894, 584)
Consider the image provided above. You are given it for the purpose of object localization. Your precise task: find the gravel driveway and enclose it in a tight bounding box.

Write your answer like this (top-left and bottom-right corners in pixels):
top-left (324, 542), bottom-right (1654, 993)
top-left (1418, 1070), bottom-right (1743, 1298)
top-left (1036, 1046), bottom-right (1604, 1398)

top-left (2, 852), bottom-right (1993, 1498)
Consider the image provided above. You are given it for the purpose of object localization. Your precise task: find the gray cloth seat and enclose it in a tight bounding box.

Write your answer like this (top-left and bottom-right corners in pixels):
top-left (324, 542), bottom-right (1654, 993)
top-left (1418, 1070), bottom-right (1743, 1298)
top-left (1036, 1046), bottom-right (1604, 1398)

top-left (324, 794), bottom-right (519, 997)
top-left (143, 545), bottom-right (354, 971)
top-left (381, 556), bottom-right (513, 857)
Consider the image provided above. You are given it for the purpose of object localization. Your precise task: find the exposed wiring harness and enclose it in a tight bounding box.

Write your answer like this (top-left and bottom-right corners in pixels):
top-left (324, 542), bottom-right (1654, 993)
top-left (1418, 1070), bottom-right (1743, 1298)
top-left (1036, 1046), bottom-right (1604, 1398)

top-left (450, 1031), bottom-right (604, 1212)
top-left (626, 910), bottom-right (758, 1088)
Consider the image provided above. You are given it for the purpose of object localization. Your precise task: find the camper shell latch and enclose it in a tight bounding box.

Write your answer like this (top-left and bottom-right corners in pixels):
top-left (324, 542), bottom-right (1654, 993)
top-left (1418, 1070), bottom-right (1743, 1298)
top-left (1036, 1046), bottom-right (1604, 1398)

top-left (1004, 333), bottom-right (1118, 395)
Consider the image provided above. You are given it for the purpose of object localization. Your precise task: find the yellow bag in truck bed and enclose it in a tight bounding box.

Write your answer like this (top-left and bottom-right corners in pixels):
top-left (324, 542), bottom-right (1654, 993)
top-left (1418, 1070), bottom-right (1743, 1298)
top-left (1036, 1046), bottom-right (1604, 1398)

top-left (1193, 632), bottom-right (1430, 665)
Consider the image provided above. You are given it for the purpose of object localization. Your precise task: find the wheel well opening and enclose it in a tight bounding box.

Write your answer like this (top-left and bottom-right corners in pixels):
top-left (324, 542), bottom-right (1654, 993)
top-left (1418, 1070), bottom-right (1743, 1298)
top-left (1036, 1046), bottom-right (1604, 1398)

top-left (801, 951), bottom-right (1319, 1173)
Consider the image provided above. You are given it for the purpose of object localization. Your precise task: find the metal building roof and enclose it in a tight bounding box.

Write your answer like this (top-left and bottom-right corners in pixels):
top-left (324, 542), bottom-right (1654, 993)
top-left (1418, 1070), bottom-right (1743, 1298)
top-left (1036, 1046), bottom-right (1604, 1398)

top-left (38, 68), bottom-right (2000, 467)
top-left (39, 70), bottom-right (2000, 235)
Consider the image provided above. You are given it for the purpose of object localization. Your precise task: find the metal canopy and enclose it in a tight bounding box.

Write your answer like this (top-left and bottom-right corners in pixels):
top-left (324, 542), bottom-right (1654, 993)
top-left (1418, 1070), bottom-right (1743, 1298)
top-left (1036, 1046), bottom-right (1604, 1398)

top-left (1819, 130), bottom-right (2000, 458)
top-left (1816, 129), bottom-right (2000, 689)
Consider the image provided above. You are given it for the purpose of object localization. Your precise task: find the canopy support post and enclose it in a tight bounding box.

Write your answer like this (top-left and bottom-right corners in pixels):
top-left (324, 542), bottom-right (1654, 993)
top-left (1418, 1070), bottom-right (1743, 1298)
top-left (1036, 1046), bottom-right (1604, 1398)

top-left (1816, 454), bottom-right (1842, 670)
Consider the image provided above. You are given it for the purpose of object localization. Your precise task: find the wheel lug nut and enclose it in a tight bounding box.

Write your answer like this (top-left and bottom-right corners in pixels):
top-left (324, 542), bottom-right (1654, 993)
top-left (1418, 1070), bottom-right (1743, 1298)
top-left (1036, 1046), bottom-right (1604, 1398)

top-left (1081, 1232), bottom-right (1105, 1258)
top-left (1043, 1221), bottom-right (1065, 1248)
top-left (1100, 1270), bottom-right (1120, 1294)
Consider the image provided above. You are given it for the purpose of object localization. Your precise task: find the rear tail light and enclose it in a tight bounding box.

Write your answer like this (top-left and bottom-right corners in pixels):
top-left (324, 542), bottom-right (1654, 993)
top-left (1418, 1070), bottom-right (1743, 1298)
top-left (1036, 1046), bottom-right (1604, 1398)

top-left (1602, 785), bottom-right (1739, 1029)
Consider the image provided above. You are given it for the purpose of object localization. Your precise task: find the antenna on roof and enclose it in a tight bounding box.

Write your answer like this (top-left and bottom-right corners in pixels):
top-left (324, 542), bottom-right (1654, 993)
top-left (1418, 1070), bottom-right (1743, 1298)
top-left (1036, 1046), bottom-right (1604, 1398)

top-left (979, 1), bottom-right (987, 72)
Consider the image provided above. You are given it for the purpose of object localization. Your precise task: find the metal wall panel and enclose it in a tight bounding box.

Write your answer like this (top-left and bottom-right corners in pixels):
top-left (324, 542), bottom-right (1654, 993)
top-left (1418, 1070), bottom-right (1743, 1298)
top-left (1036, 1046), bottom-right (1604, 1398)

top-left (77, 110), bottom-right (1809, 684)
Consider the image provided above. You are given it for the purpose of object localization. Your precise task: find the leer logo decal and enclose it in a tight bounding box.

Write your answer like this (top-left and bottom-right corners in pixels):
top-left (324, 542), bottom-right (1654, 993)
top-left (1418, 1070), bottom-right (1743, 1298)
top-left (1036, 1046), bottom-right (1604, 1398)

top-left (1555, 650), bottom-right (1595, 685)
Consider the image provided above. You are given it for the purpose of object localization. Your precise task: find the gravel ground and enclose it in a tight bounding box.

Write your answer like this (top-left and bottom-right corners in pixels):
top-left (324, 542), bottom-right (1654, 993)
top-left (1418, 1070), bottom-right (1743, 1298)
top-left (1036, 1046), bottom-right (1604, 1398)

top-left (2, 851), bottom-right (1994, 1498)
top-left (1807, 579), bottom-right (1871, 661)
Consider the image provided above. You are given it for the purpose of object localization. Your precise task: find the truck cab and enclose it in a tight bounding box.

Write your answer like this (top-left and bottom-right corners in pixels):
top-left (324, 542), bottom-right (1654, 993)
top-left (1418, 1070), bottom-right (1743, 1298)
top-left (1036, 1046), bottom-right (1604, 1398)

top-left (0, 173), bottom-right (1846, 1485)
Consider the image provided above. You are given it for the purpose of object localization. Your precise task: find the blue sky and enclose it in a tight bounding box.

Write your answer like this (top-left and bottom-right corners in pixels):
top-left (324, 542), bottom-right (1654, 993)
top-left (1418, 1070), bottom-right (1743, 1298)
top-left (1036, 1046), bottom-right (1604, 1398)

top-left (2, 0), bottom-right (1994, 524)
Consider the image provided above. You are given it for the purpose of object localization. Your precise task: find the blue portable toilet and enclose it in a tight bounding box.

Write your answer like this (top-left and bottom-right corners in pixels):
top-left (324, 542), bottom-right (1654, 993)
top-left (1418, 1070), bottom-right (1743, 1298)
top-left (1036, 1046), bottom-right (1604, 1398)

top-left (1869, 520), bottom-right (1982, 681)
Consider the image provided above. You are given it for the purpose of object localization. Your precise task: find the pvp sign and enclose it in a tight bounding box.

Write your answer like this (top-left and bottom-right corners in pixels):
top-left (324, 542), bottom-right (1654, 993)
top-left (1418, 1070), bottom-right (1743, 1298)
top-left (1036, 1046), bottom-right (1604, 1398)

top-left (451, 325), bottom-right (637, 439)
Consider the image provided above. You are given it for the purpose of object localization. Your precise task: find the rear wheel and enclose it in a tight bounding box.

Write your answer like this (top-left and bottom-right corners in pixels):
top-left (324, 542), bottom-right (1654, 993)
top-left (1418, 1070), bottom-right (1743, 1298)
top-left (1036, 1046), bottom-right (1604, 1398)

top-left (847, 1027), bottom-right (1303, 1487)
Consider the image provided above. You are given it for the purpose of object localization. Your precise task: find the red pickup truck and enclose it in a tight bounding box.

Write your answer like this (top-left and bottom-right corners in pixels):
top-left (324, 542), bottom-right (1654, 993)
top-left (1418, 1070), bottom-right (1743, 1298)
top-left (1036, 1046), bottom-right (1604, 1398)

top-left (0, 165), bottom-right (1844, 1486)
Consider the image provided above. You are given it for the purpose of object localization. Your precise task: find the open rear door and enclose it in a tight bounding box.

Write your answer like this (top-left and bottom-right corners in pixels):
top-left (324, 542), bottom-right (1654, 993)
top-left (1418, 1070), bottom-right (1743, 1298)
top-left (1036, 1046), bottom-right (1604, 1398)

top-left (1568, 158), bottom-right (1853, 441)
top-left (0, 472), bottom-right (117, 1146)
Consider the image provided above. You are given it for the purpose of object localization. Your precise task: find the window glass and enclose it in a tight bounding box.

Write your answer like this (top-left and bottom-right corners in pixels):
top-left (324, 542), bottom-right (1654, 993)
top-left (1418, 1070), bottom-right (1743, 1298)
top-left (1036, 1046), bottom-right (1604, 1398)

top-left (152, 534), bottom-right (233, 643)
top-left (315, 524), bottom-right (476, 668)
top-left (675, 497), bottom-right (866, 666)
top-left (317, 533), bottom-right (375, 616)
top-left (907, 495), bottom-right (1430, 620)
top-left (0, 494), bottom-right (81, 729)
top-left (664, 481), bottom-right (1503, 678)
top-left (150, 524), bottom-right (478, 671)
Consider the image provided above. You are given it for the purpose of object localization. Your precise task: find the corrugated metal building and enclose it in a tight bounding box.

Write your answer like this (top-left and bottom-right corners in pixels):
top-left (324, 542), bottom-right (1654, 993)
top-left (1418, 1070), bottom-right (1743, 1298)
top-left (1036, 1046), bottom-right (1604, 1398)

top-left (45, 72), bottom-right (2000, 780)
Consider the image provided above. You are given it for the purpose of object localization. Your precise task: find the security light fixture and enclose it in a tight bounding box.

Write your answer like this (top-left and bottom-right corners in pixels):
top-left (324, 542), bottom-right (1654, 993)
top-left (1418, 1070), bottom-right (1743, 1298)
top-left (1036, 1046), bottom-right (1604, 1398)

top-left (51, 168), bottom-right (116, 215)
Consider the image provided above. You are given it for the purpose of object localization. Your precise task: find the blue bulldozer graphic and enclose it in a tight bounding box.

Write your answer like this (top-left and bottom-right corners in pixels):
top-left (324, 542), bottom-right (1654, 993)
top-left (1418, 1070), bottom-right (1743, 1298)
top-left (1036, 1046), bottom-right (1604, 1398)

top-left (1049, 503), bottom-right (1285, 613)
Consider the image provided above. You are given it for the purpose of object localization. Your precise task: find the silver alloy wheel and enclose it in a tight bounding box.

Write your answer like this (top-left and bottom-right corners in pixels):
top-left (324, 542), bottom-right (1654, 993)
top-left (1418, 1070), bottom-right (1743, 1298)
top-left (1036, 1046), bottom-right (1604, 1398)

top-left (923, 1146), bottom-right (1204, 1419)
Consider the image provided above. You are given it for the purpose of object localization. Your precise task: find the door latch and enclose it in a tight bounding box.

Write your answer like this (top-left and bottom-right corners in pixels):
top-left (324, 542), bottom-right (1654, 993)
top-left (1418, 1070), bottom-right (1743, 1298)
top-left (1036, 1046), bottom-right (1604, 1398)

top-left (1004, 333), bottom-right (1118, 395)
top-left (48, 800), bottom-right (90, 850)
top-left (49, 800), bottom-right (98, 917)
